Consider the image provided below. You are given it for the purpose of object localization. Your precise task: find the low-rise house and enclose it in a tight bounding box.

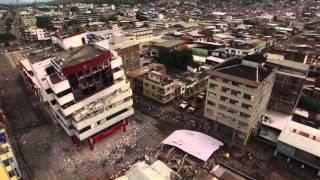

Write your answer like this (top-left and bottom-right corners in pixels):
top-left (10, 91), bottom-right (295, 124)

top-left (143, 71), bottom-right (175, 104)
top-left (275, 120), bottom-right (320, 176)
top-left (127, 63), bottom-right (166, 95)
top-left (22, 27), bottom-right (50, 42)
top-left (150, 39), bottom-right (187, 56)
top-left (127, 28), bottom-right (154, 40)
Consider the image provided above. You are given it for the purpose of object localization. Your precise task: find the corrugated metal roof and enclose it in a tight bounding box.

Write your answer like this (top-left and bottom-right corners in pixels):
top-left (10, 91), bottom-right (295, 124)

top-left (278, 121), bottom-right (320, 157)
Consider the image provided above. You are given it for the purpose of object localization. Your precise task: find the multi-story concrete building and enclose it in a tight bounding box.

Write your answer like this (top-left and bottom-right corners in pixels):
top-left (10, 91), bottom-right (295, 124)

top-left (51, 31), bottom-right (88, 50)
top-left (143, 71), bottom-right (175, 104)
top-left (75, 12), bottom-right (100, 24)
top-left (21, 17), bottom-right (37, 27)
top-left (22, 27), bottom-right (49, 42)
top-left (266, 55), bottom-right (309, 114)
top-left (204, 55), bottom-right (275, 144)
top-left (127, 63), bottom-right (166, 94)
top-left (224, 39), bottom-right (271, 57)
top-left (0, 111), bottom-right (21, 180)
top-left (110, 41), bottom-right (141, 72)
top-left (20, 33), bottom-right (134, 149)
top-left (127, 28), bottom-right (153, 40)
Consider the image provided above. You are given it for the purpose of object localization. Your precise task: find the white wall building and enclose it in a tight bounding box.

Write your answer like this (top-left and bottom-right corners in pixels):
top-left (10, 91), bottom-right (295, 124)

top-left (51, 31), bottom-right (88, 50)
top-left (20, 34), bottom-right (134, 149)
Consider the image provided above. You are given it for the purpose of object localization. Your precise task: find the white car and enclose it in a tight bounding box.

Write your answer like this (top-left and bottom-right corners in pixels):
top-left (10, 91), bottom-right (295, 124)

top-left (179, 101), bottom-right (189, 109)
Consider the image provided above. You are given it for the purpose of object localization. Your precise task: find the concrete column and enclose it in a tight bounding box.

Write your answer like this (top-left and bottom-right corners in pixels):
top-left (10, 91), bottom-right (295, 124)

top-left (287, 158), bottom-right (290, 162)
top-left (273, 150), bottom-right (277, 156)
top-left (301, 164), bottom-right (304, 169)
top-left (318, 169), bottom-right (320, 176)
top-left (232, 129), bottom-right (236, 142)
top-left (88, 138), bottom-right (94, 151)
top-left (214, 121), bottom-right (218, 132)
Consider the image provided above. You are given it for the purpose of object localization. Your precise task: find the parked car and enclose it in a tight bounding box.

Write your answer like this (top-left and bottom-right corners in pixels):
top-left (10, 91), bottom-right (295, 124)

top-left (179, 101), bottom-right (189, 109)
top-left (197, 92), bottom-right (206, 101)
top-left (187, 101), bottom-right (200, 114)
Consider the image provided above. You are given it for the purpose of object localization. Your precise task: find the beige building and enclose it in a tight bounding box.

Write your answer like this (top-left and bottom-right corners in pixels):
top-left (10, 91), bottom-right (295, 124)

top-left (143, 71), bottom-right (175, 104)
top-left (204, 55), bottom-right (276, 144)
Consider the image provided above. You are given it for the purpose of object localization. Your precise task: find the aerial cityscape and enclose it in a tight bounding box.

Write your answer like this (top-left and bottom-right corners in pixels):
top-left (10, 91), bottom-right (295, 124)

top-left (0, 0), bottom-right (320, 179)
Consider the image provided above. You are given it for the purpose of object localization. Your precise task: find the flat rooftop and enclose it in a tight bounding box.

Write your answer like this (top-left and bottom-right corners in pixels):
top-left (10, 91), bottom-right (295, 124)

top-left (263, 110), bottom-right (292, 131)
top-left (217, 64), bottom-right (272, 82)
top-left (127, 63), bottom-right (165, 78)
top-left (54, 45), bottom-right (106, 68)
top-left (208, 56), bottom-right (274, 87)
top-left (153, 39), bottom-right (187, 48)
top-left (278, 121), bottom-right (320, 157)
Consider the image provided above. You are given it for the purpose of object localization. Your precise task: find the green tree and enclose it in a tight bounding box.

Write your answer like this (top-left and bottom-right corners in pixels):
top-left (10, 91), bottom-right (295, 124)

top-left (70, 6), bottom-right (80, 13)
top-left (107, 15), bottom-right (118, 22)
top-left (0, 32), bottom-right (16, 45)
top-left (298, 95), bottom-right (320, 113)
top-left (100, 16), bottom-right (108, 22)
top-left (5, 17), bottom-right (13, 31)
top-left (136, 11), bottom-right (148, 21)
top-left (36, 16), bottom-right (54, 30)
top-left (157, 47), bottom-right (194, 71)
top-left (66, 19), bottom-right (80, 26)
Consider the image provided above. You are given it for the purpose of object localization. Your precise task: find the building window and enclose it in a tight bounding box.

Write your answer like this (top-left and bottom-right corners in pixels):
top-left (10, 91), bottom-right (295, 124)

top-left (223, 79), bottom-right (229, 83)
top-left (220, 96), bottom-right (228, 102)
top-left (243, 93), bottom-right (251, 100)
top-left (45, 88), bottom-right (53, 94)
top-left (240, 112), bottom-right (250, 119)
top-left (152, 86), bottom-right (155, 89)
top-left (238, 121), bottom-right (248, 127)
top-left (232, 81), bottom-right (239, 86)
top-left (3, 159), bottom-right (10, 166)
top-left (231, 90), bottom-right (240, 96)
top-left (241, 103), bottom-right (252, 109)
top-left (207, 100), bottom-right (215, 106)
top-left (219, 104), bottom-right (227, 110)
top-left (229, 99), bottom-right (238, 105)
top-left (227, 108), bottom-right (237, 114)
top-left (56, 88), bottom-right (73, 98)
top-left (8, 170), bottom-right (15, 177)
top-left (107, 108), bottom-right (128, 120)
top-left (50, 100), bottom-right (57, 105)
top-left (79, 126), bottom-right (91, 134)
top-left (208, 92), bottom-right (216, 97)
top-left (145, 83), bottom-right (149, 87)
top-left (209, 83), bottom-right (217, 89)
top-left (221, 87), bottom-right (230, 93)
top-left (206, 108), bottom-right (214, 115)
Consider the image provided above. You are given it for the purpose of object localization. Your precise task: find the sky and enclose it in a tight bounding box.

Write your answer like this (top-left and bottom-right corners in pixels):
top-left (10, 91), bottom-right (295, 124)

top-left (0, 0), bottom-right (51, 4)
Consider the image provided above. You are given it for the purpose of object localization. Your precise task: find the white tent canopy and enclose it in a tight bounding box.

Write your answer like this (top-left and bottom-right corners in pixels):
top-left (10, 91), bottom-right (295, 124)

top-left (162, 130), bottom-right (224, 161)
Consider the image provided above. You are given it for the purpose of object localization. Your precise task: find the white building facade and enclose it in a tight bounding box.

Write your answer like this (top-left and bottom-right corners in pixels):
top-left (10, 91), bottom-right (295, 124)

top-left (20, 35), bottom-right (134, 149)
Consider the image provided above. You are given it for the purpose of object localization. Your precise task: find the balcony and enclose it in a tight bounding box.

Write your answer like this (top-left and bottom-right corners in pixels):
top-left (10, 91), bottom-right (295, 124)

top-left (74, 108), bottom-right (134, 141)
top-left (47, 74), bottom-right (71, 94)
top-left (111, 56), bottom-right (123, 69)
top-left (72, 94), bottom-right (133, 128)
top-left (113, 68), bottom-right (125, 80)
top-left (55, 93), bottom-right (75, 106)
top-left (61, 79), bottom-right (127, 116)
